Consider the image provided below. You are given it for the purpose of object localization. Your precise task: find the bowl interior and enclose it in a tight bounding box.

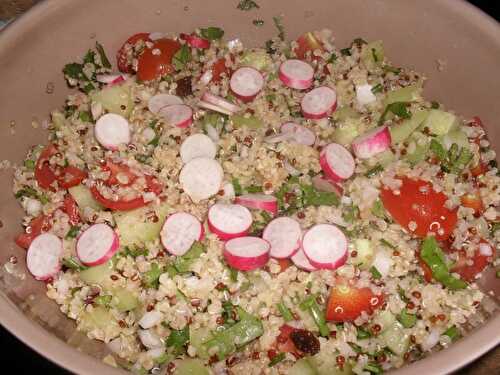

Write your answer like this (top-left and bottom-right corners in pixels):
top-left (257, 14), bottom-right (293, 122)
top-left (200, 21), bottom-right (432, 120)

top-left (0, 1), bottom-right (499, 374)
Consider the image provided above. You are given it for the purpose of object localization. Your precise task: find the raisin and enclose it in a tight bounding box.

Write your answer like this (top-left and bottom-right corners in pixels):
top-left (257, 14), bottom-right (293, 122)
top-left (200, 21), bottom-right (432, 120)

top-left (176, 76), bottom-right (193, 98)
top-left (290, 329), bottom-right (320, 355)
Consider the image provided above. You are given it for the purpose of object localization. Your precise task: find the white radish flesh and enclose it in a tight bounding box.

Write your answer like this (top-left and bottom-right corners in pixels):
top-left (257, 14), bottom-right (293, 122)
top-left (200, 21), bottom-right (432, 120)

top-left (161, 212), bottom-right (204, 256)
top-left (198, 100), bottom-right (234, 116)
top-left (224, 236), bottom-right (270, 271)
top-left (280, 122), bottom-right (316, 146)
top-left (94, 113), bottom-right (131, 150)
top-left (179, 157), bottom-right (223, 202)
top-left (279, 59), bottom-right (314, 90)
top-left (208, 203), bottom-right (252, 241)
top-left (356, 84), bottom-right (377, 105)
top-left (291, 248), bottom-right (318, 272)
top-left (148, 94), bottom-right (183, 114)
top-left (302, 224), bottom-right (348, 270)
top-left (76, 223), bottom-right (119, 266)
top-left (26, 233), bottom-right (62, 281)
top-left (263, 217), bottom-right (302, 259)
top-left (202, 92), bottom-right (241, 113)
top-left (230, 67), bottom-right (264, 102)
top-left (301, 86), bottom-right (337, 119)
top-left (235, 194), bottom-right (278, 216)
top-left (159, 104), bottom-right (193, 128)
top-left (351, 126), bottom-right (391, 159)
top-left (319, 143), bottom-right (355, 182)
top-left (180, 133), bottom-right (217, 163)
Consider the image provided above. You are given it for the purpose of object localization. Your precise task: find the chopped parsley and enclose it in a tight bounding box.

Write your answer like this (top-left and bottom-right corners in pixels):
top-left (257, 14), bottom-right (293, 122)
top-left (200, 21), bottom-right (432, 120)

top-left (268, 352), bottom-right (286, 367)
top-left (370, 266), bottom-right (382, 279)
top-left (371, 83), bottom-right (383, 94)
top-left (237, 0), bottom-right (260, 11)
top-left (172, 44), bottom-right (191, 70)
top-left (200, 26), bottom-right (224, 40)
top-left (272, 16), bottom-right (285, 41)
top-left (378, 101), bottom-right (412, 125)
top-left (340, 47), bottom-right (352, 56)
top-left (365, 164), bottom-right (384, 177)
top-left (253, 19), bottom-right (265, 27)
top-left (65, 225), bottom-right (80, 239)
top-left (382, 65), bottom-right (402, 74)
top-left (430, 139), bottom-right (473, 174)
top-left (62, 257), bottom-right (87, 271)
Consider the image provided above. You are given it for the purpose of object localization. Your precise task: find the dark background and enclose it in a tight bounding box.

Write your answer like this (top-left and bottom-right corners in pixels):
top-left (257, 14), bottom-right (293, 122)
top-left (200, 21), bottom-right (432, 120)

top-left (0, 1), bottom-right (498, 374)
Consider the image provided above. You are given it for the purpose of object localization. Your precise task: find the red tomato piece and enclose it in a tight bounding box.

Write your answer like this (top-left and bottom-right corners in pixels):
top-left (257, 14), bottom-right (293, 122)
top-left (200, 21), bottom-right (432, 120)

top-left (57, 166), bottom-right (87, 189)
top-left (35, 144), bottom-right (58, 190)
top-left (103, 160), bottom-right (138, 187)
top-left (451, 241), bottom-right (495, 282)
top-left (63, 194), bottom-right (81, 225)
top-left (276, 325), bottom-right (301, 357)
top-left (294, 32), bottom-right (325, 60)
top-left (380, 177), bottom-right (458, 241)
top-left (137, 38), bottom-right (181, 81)
top-left (117, 32), bottom-right (151, 73)
top-left (14, 215), bottom-right (52, 249)
top-left (470, 162), bottom-right (489, 178)
top-left (460, 192), bottom-right (484, 215)
top-left (210, 57), bottom-right (232, 84)
top-left (277, 258), bottom-right (292, 273)
top-left (326, 281), bottom-right (384, 322)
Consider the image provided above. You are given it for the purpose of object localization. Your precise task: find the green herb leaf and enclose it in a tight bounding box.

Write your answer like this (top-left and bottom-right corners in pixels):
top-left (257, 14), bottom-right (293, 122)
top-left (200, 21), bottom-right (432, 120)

top-left (378, 101), bottom-right (411, 125)
top-left (229, 267), bottom-right (239, 283)
top-left (371, 200), bottom-right (387, 219)
top-left (272, 16), bottom-right (285, 41)
top-left (62, 257), bottom-right (88, 271)
top-left (398, 308), bottom-right (417, 328)
top-left (94, 294), bottom-right (112, 306)
top-left (237, 0), bottom-right (260, 11)
top-left (123, 246), bottom-right (149, 258)
top-left (166, 326), bottom-right (190, 351)
top-left (430, 139), bottom-right (447, 161)
top-left (443, 325), bottom-right (461, 341)
top-left (200, 27), bottom-right (225, 40)
top-left (421, 236), bottom-right (467, 290)
top-left (370, 266), bottom-right (382, 279)
top-left (14, 186), bottom-right (39, 200)
top-left (353, 38), bottom-right (368, 47)
top-left (232, 178), bottom-right (243, 196)
top-left (382, 65), bottom-right (401, 74)
top-left (246, 185), bottom-right (263, 193)
top-left (277, 302), bottom-right (294, 322)
top-left (172, 44), bottom-right (191, 71)
top-left (371, 83), bottom-right (383, 94)
top-left (430, 101), bottom-right (440, 109)
top-left (142, 263), bottom-right (163, 289)
top-left (340, 47), bottom-right (351, 56)
top-left (66, 225), bottom-right (81, 239)
top-left (95, 42), bottom-right (111, 69)
top-left (63, 63), bottom-right (84, 80)
top-left (357, 328), bottom-right (372, 340)
top-left (135, 154), bottom-right (149, 164)
top-left (301, 183), bottom-right (340, 207)
top-left (78, 111), bottom-right (92, 123)
top-left (327, 53), bottom-right (337, 64)
top-left (364, 363), bottom-right (383, 374)
top-left (371, 48), bottom-right (379, 62)
top-left (173, 241), bottom-right (205, 273)
top-left (299, 295), bottom-right (330, 337)
top-left (365, 164), bottom-right (384, 177)
top-left (253, 19), bottom-right (265, 27)
top-left (379, 238), bottom-right (396, 249)
top-left (268, 352), bottom-right (285, 367)
top-left (342, 204), bottom-right (360, 223)
top-left (24, 159), bottom-right (36, 170)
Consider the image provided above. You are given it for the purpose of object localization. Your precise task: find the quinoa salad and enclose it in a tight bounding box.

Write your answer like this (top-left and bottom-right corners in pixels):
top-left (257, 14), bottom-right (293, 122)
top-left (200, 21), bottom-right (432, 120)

top-left (11, 26), bottom-right (499, 375)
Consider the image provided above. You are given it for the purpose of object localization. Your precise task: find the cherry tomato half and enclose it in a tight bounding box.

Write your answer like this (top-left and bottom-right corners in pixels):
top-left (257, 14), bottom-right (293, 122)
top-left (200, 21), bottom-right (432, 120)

top-left (137, 38), bottom-right (181, 81)
top-left (35, 144), bottom-right (58, 190)
top-left (117, 32), bottom-right (151, 73)
top-left (14, 215), bottom-right (52, 249)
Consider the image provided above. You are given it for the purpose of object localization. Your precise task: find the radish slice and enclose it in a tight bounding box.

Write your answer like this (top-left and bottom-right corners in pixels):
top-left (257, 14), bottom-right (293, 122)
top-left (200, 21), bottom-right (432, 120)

top-left (159, 104), bottom-right (193, 128)
top-left (96, 74), bottom-right (128, 85)
top-left (26, 233), bottom-right (62, 281)
top-left (301, 86), bottom-right (337, 119)
top-left (198, 100), bottom-right (235, 116)
top-left (312, 174), bottom-right (344, 196)
top-left (199, 70), bottom-right (213, 85)
top-left (280, 122), bottom-right (316, 146)
top-left (148, 94), bottom-right (183, 114)
top-left (224, 236), bottom-right (270, 271)
top-left (263, 217), bottom-right (302, 259)
top-left (235, 194), bottom-right (278, 216)
top-left (302, 224), bottom-right (348, 270)
top-left (76, 223), bottom-right (119, 266)
top-left (179, 157), bottom-right (223, 202)
top-left (94, 113), bottom-right (131, 150)
top-left (180, 133), bottom-right (217, 163)
top-left (279, 59), bottom-right (314, 90)
top-left (291, 248), bottom-right (318, 272)
top-left (180, 33), bottom-right (210, 49)
top-left (351, 126), bottom-right (391, 159)
top-left (202, 92), bottom-right (241, 114)
top-left (230, 67), bottom-right (264, 102)
top-left (160, 212), bottom-right (204, 256)
top-left (319, 143), bottom-right (355, 182)
top-left (208, 203), bottom-right (252, 241)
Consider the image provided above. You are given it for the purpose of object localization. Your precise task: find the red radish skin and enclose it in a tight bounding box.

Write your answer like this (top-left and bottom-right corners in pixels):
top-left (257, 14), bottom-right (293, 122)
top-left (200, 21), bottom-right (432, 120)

top-left (180, 133), bottom-right (217, 163)
top-left (96, 74), bottom-right (128, 86)
top-left (148, 94), bottom-right (183, 114)
top-left (235, 194), bottom-right (278, 216)
top-left (302, 224), bottom-right (348, 270)
top-left (319, 143), bottom-right (355, 182)
top-left (180, 33), bottom-right (210, 49)
top-left (301, 86), bottom-right (337, 119)
top-left (159, 104), bottom-right (193, 128)
top-left (94, 113), bottom-right (131, 150)
top-left (208, 203), bottom-right (252, 241)
top-left (352, 126), bottom-right (391, 159)
top-left (26, 233), bottom-right (63, 281)
top-left (263, 217), bottom-right (302, 259)
top-left (311, 174), bottom-right (344, 196)
top-left (230, 67), bottom-right (264, 102)
top-left (201, 92), bottom-right (241, 114)
top-left (280, 122), bottom-right (316, 146)
top-left (160, 212), bottom-right (204, 256)
top-left (77, 224), bottom-right (119, 266)
top-left (279, 59), bottom-right (314, 90)
top-left (224, 236), bottom-right (270, 271)
top-left (291, 248), bottom-right (318, 272)
top-left (179, 157), bottom-right (223, 202)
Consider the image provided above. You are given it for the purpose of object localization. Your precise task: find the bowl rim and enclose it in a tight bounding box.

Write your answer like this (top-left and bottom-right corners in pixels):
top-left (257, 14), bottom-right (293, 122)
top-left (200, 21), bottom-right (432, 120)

top-left (0, 0), bottom-right (499, 374)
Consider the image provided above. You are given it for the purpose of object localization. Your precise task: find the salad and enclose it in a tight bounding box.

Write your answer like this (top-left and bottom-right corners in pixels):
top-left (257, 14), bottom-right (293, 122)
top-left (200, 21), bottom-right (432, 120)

top-left (11, 24), bottom-right (499, 374)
